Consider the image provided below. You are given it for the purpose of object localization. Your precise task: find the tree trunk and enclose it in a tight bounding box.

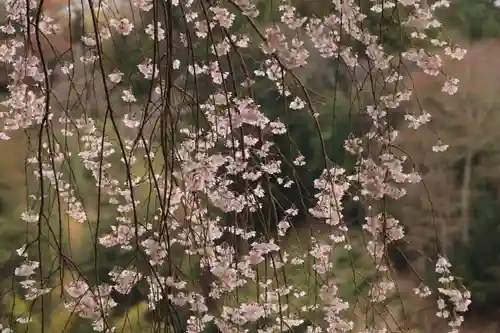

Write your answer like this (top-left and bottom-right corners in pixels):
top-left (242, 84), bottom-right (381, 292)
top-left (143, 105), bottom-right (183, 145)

top-left (200, 265), bottom-right (218, 314)
top-left (461, 147), bottom-right (472, 244)
top-left (440, 216), bottom-right (448, 254)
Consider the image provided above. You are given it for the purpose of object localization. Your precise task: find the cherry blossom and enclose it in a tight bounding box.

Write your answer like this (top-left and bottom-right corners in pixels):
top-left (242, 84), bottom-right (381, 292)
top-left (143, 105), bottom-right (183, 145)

top-left (0, 0), bottom-right (471, 332)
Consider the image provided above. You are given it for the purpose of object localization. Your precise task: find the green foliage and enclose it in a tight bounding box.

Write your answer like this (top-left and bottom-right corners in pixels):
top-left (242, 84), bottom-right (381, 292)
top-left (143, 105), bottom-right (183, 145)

top-left (452, 188), bottom-right (500, 314)
top-left (441, 0), bottom-right (500, 40)
top-left (113, 302), bottom-right (150, 333)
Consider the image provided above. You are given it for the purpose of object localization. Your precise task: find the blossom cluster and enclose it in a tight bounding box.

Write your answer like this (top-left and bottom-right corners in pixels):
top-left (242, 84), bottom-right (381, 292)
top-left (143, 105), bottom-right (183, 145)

top-left (0, 0), bottom-right (471, 332)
